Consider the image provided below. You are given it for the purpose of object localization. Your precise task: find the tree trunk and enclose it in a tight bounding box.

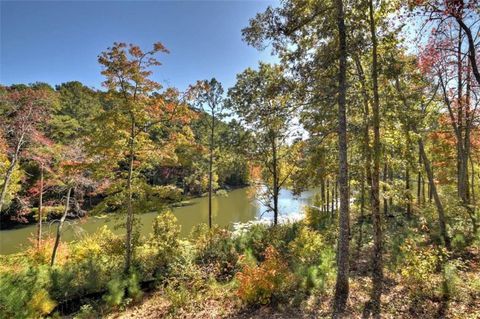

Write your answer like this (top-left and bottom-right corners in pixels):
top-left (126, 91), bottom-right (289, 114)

top-left (0, 157), bottom-right (17, 213)
top-left (321, 178), bottom-right (325, 213)
top-left (272, 135), bottom-right (279, 225)
top-left (326, 179), bottom-right (330, 213)
top-left (208, 112), bottom-right (215, 229)
top-left (406, 165), bottom-right (411, 217)
top-left (383, 162), bottom-right (388, 217)
top-left (37, 164), bottom-right (44, 250)
top-left (125, 119), bottom-right (136, 274)
top-left (394, 75), bottom-right (451, 250)
top-left (368, 0), bottom-right (383, 315)
top-left (455, 17), bottom-right (480, 86)
top-left (357, 167), bottom-right (366, 256)
top-left (418, 140), bottom-right (451, 249)
top-left (51, 187), bottom-right (72, 266)
top-left (417, 145), bottom-right (422, 207)
top-left (332, 0), bottom-right (350, 315)
top-left (0, 134), bottom-right (24, 213)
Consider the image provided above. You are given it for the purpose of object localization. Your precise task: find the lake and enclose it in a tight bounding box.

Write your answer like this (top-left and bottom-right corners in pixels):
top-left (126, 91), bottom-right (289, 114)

top-left (0, 187), bottom-right (316, 255)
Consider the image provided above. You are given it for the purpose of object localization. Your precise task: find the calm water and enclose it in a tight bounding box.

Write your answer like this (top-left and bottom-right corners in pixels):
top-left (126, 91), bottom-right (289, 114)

top-left (0, 187), bottom-right (315, 255)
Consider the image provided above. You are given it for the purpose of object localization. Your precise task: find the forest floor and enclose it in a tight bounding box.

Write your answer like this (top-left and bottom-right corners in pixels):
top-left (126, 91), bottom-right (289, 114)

top-left (106, 246), bottom-right (480, 319)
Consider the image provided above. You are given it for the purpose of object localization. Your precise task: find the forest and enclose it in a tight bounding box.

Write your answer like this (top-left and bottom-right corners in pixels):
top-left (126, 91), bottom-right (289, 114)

top-left (0, 0), bottom-right (479, 318)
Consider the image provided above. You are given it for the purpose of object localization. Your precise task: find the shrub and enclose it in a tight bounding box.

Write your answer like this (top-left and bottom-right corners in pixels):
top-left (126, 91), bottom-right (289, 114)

top-left (0, 265), bottom-right (56, 318)
top-left (191, 224), bottom-right (239, 281)
top-left (288, 226), bottom-right (336, 294)
top-left (235, 222), bottom-right (301, 262)
top-left (399, 238), bottom-right (446, 296)
top-left (139, 210), bottom-right (181, 279)
top-left (103, 272), bottom-right (143, 308)
top-left (236, 246), bottom-right (295, 305)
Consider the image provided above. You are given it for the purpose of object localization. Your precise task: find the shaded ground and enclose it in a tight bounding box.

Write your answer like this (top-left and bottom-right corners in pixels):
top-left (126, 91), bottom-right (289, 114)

top-left (106, 246), bottom-right (480, 319)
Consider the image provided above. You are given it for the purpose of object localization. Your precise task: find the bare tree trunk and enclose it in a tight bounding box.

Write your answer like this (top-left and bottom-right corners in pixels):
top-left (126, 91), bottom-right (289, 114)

top-left (326, 179), bottom-right (330, 213)
top-left (357, 167), bottom-right (366, 256)
top-left (394, 75), bottom-right (451, 250)
top-left (456, 17), bottom-right (480, 86)
top-left (0, 157), bottom-right (17, 213)
top-left (418, 140), bottom-right (451, 249)
top-left (208, 112), bottom-right (215, 229)
top-left (417, 145), bottom-right (422, 207)
top-left (37, 164), bottom-right (44, 250)
top-left (0, 135), bottom-right (24, 213)
top-left (321, 178), bottom-right (325, 213)
top-left (471, 155), bottom-right (476, 207)
top-left (51, 187), bottom-right (72, 266)
top-left (368, 0), bottom-right (383, 316)
top-left (125, 119), bottom-right (136, 273)
top-left (332, 0), bottom-right (350, 315)
top-left (406, 165), bottom-right (411, 216)
top-left (383, 163), bottom-right (388, 217)
top-left (272, 135), bottom-right (279, 225)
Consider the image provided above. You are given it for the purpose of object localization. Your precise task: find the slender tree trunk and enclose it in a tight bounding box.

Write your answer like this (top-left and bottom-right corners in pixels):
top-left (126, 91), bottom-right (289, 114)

top-left (389, 167), bottom-right (393, 209)
top-left (417, 145), bottom-right (422, 207)
top-left (333, 0), bottom-right (350, 315)
top-left (471, 155), bottom-right (476, 207)
top-left (327, 179), bottom-right (330, 213)
top-left (418, 140), bottom-right (451, 249)
top-left (406, 165), bottom-right (411, 217)
top-left (37, 164), bottom-right (44, 250)
top-left (321, 178), bottom-right (325, 213)
top-left (125, 119), bottom-right (135, 273)
top-left (368, 0), bottom-right (383, 315)
top-left (272, 135), bottom-right (279, 225)
top-left (0, 157), bottom-right (17, 213)
top-left (332, 178), bottom-right (336, 215)
top-left (357, 168), bottom-right (366, 255)
top-left (0, 135), bottom-right (24, 212)
top-left (383, 163), bottom-right (388, 217)
top-left (456, 18), bottom-right (480, 86)
top-left (335, 179), bottom-right (339, 212)
top-left (51, 187), bottom-right (72, 266)
top-left (208, 113), bottom-right (215, 229)
top-left (394, 75), bottom-right (451, 250)
top-left (422, 173), bottom-right (426, 205)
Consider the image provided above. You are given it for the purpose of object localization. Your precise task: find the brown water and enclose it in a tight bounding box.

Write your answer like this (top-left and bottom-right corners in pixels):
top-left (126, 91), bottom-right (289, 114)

top-left (0, 187), bottom-right (315, 255)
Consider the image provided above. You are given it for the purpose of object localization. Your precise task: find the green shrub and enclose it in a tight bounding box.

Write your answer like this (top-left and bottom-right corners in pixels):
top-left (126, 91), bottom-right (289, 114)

top-left (288, 226), bottom-right (336, 294)
top-left (103, 272), bottom-right (142, 308)
top-left (191, 224), bottom-right (239, 281)
top-left (0, 265), bottom-right (56, 318)
top-left (138, 210), bottom-right (181, 279)
top-left (399, 238), bottom-right (445, 296)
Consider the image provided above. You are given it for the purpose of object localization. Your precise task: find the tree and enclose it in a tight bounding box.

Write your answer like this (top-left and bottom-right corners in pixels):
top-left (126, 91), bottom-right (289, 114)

top-left (0, 86), bottom-right (55, 213)
top-left (228, 63), bottom-right (299, 225)
top-left (367, 0), bottom-right (383, 315)
top-left (94, 42), bottom-right (193, 273)
top-left (332, 0), bottom-right (350, 316)
top-left (50, 81), bottom-right (102, 143)
top-left (191, 78), bottom-right (226, 228)
top-left (410, 0), bottom-right (480, 233)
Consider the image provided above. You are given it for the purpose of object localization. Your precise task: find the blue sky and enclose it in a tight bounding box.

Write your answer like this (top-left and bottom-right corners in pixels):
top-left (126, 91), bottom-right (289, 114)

top-left (1, 0), bottom-right (278, 91)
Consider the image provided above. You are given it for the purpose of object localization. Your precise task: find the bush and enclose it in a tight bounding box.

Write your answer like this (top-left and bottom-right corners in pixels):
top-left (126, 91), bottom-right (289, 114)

top-left (0, 265), bottom-right (56, 318)
top-left (191, 224), bottom-right (239, 281)
top-left (103, 272), bottom-right (143, 308)
top-left (399, 238), bottom-right (446, 296)
top-left (288, 226), bottom-right (336, 294)
top-left (236, 246), bottom-right (295, 305)
top-left (235, 222), bottom-right (301, 262)
top-left (138, 210), bottom-right (181, 279)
